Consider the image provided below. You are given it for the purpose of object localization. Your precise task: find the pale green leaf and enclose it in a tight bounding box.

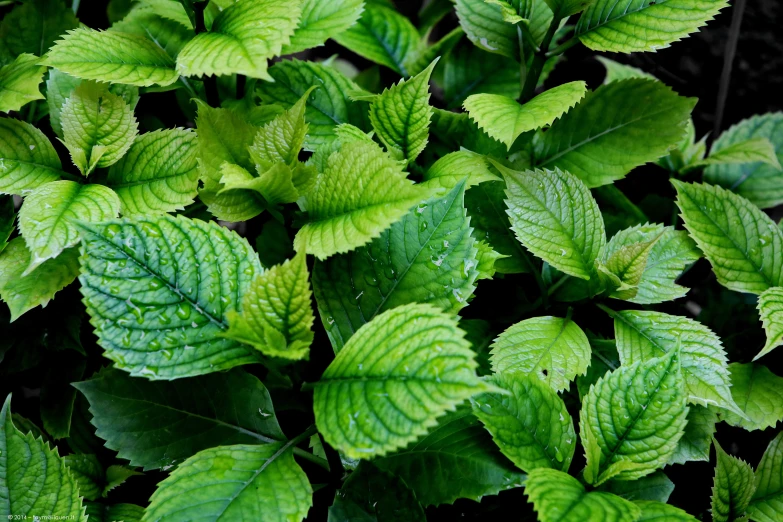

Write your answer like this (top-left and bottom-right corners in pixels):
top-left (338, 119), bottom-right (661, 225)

top-left (668, 406), bottom-right (717, 465)
top-left (581, 350), bottom-right (688, 485)
top-left (0, 238), bottom-right (79, 321)
top-left (202, 163), bottom-right (267, 221)
top-left (525, 468), bottom-right (641, 522)
top-left (103, 465), bottom-right (142, 497)
top-left (503, 165), bottom-right (605, 280)
top-left (455, 0), bottom-right (518, 60)
top-left (712, 438), bottom-right (757, 522)
top-left (42, 28), bottom-right (180, 87)
top-left (533, 79), bottom-right (695, 187)
top-left (78, 215), bottom-right (264, 379)
top-left (144, 442), bottom-right (312, 522)
top-left (313, 181), bottom-right (479, 351)
top-left (61, 81), bottom-right (139, 175)
top-left (756, 286), bottom-right (783, 360)
top-left (472, 372), bottom-right (576, 473)
top-left (0, 0), bottom-right (79, 57)
top-left (249, 87), bottom-right (313, 171)
top-left (283, 0), bottom-right (364, 55)
top-left (704, 113), bottom-right (783, 209)
top-left (111, 5), bottom-right (195, 61)
top-left (575, 0), bottom-right (728, 53)
top-left (720, 363), bottom-right (783, 432)
top-left (602, 231), bottom-right (661, 300)
top-left (74, 368), bottom-right (284, 470)
top-left (63, 454), bottom-right (103, 501)
top-left (673, 180), bottom-right (783, 294)
top-left (314, 303), bottom-right (489, 459)
top-left (544, 0), bottom-right (594, 18)
top-left (475, 240), bottom-right (504, 280)
top-left (610, 309), bottom-right (741, 415)
top-left (293, 140), bottom-right (433, 259)
top-left (19, 180), bottom-right (121, 274)
top-left (597, 56), bottom-right (656, 83)
top-left (134, 0), bottom-right (192, 27)
top-left (420, 149), bottom-right (502, 190)
top-left (0, 54), bottom-right (45, 112)
top-left (748, 431), bottom-right (783, 522)
top-left (46, 69), bottom-right (83, 139)
top-left (106, 128), bottom-right (199, 216)
top-left (490, 315), bottom-right (591, 392)
top-left (441, 40), bottom-right (520, 109)
top-left (691, 138), bottom-right (781, 171)
top-left (485, 0), bottom-right (533, 24)
top-left (373, 408), bottom-right (525, 506)
top-left (636, 501), bottom-right (698, 521)
top-left (217, 162), bottom-right (301, 207)
top-left (0, 117), bottom-right (65, 195)
top-left (0, 395), bottom-right (86, 520)
top-left (369, 59), bottom-right (436, 163)
top-left (464, 82), bottom-right (587, 149)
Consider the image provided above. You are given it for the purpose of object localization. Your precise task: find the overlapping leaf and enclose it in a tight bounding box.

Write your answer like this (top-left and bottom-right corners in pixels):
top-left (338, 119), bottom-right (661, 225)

top-left (283, 0), bottom-right (364, 55)
top-left (720, 363), bottom-right (783, 431)
top-left (454, 0), bottom-right (519, 60)
top-left (0, 53), bottom-right (46, 112)
top-left (711, 439), bottom-right (756, 522)
top-left (441, 40), bottom-right (520, 109)
top-left (0, 118), bottom-right (65, 195)
top-left (420, 149), bottom-right (501, 190)
top-left (0, 0), bottom-right (79, 57)
top-left (748, 431), bottom-right (783, 522)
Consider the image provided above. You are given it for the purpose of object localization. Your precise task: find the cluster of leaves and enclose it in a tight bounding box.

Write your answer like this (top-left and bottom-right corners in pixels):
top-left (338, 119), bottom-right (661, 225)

top-left (0, 0), bottom-right (782, 521)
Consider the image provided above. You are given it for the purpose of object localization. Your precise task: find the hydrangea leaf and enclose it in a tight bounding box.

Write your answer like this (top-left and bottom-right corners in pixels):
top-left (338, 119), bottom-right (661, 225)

top-left (0, 54), bottom-right (46, 113)
top-left (748, 431), bottom-right (783, 522)
top-left (544, 0), bottom-right (594, 18)
top-left (0, 196), bottom-right (13, 253)
top-left (475, 240), bottom-right (504, 280)
top-left (756, 286), bottom-right (783, 360)
top-left (464, 82), bottom-right (587, 149)
top-left (19, 181), bottom-right (121, 274)
top-left (720, 363), bottom-right (783, 432)
top-left (599, 472), bottom-right (674, 503)
top-left (0, 395), bottom-right (86, 520)
top-left (454, 0), bottom-right (519, 60)
top-left (217, 162), bottom-right (303, 208)
top-left (105, 128), bottom-right (199, 216)
top-left (712, 438), bottom-right (757, 522)
top-left (692, 138), bottom-right (781, 171)
top-left (673, 180), bottom-right (783, 294)
top-left (77, 215), bottom-right (264, 379)
top-left (45, 69), bottom-right (83, 139)
top-left (602, 232), bottom-right (661, 300)
top-left (597, 56), bottom-right (656, 83)
top-left (111, 6), bottom-right (196, 61)
top-left (0, 117), bottom-right (65, 195)
top-left (441, 40), bottom-right (521, 109)
top-left (61, 81), bottom-right (139, 175)
top-left (74, 367), bottom-right (285, 470)
top-left (313, 180), bottom-right (479, 349)
top-left (144, 443), bottom-right (312, 522)
top-left (420, 149), bottom-right (501, 190)
top-left (84, 503), bottom-right (144, 522)
top-left (294, 141), bottom-right (434, 259)
top-left (668, 406), bottom-right (717, 465)
top-left (502, 165), bottom-right (605, 280)
top-left (471, 372), bottom-right (576, 473)
top-left (332, 2), bottom-right (423, 76)
top-left (636, 501), bottom-right (698, 521)
top-left (575, 0), bottom-right (728, 53)
top-left (490, 315), bottom-right (590, 392)
top-left (704, 113), bottom-right (783, 209)
top-left (484, 0), bottom-right (533, 24)
top-left (0, 238), bottom-right (79, 321)
top-left (202, 163), bottom-right (267, 221)
top-left (373, 408), bottom-right (525, 506)
top-left (282, 0), bottom-right (364, 55)
top-left (0, 0), bottom-right (79, 57)
top-left (369, 60), bottom-right (436, 163)
top-left (533, 79), bottom-right (695, 187)
top-left (103, 465), bottom-right (142, 496)
top-left (525, 468), bottom-right (641, 522)
top-left (313, 303), bottom-right (490, 459)
top-left (249, 87), bottom-right (313, 171)
top-left (42, 28), bottom-right (179, 87)
top-left (63, 454), bottom-right (103, 501)
top-left (581, 350), bottom-right (688, 485)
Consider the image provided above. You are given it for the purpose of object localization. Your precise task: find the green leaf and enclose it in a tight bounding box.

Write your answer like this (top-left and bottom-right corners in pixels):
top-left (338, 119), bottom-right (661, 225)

top-left (42, 28), bottom-right (180, 87)
top-left (712, 438), bottom-right (757, 522)
top-left (748, 431), bottom-right (783, 522)
top-left (464, 82), bottom-right (587, 150)
top-left (704, 113), bottom-right (783, 209)
top-left (0, 395), bottom-right (86, 520)
top-left (610, 309), bottom-right (740, 414)
top-left (533, 79), bottom-right (695, 187)
top-left (111, 5), bottom-right (196, 61)
top-left (328, 462), bottom-right (426, 522)
top-left (485, 0), bottom-right (534, 24)
top-left (0, 195), bottom-right (13, 253)
top-left (0, 117), bottom-right (65, 195)
top-left (502, 166), bottom-right (605, 280)
top-left (40, 357), bottom-right (86, 439)
top-left (373, 408), bottom-right (525, 506)
top-left (420, 149), bottom-right (501, 190)
top-left (224, 253), bottom-right (314, 360)
top-left (600, 472), bottom-right (675, 503)
top-left (0, 54), bottom-right (45, 113)
top-left (602, 231), bottom-right (661, 300)
top-left (312, 181), bottom-right (479, 351)
top-left (756, 286), bottom-right (783, 360)
top-left (19, 181), bottom-right (121, 274)
top-left (61, 81), bottom-right (139, 175)
top-left (0, 0), bottom-right (79, 57)
top-left (440, 40), bottom-right (520, 109)
top-left (369, 59), bottom-right (436, 163)
top-left (249, 87), bottom-right (313, 171)
top-left (472, 372), bottom-right (576, 473)
top-left (636, 501), bottom-right (698, 521)
top-left (283, 0), bottom-right (364, 55)
top-left (203, 163), bottom-right (268, 222)
top-left (144, 442), bottom-right (312, 522)
top-left (673, 180), bottom-right (783, 294)
top-left (84, 503), bottom-right (144, 522)
top-left (544, 0), bottom-right (594, 18)
top-left (77, 215), bottom-right (264, 379)
top-left (258, 59), bottom-right (369, 149)
top-left (75, 367), bottom-right (284, 470)
top-left (597, 57), bottom-right (656, 83)
top-left (332, 2), bottom-right (422, 76)
top-left (294, 141), bottom-right (433, 259)
top-left (45, 69), bottom-right (82, 139)
top-left (691, 138), bottom-right (781, 171)
top-left (0, 238), bottom-right (79, 321)
top-left (314, 303), bottom-right (489, 459)
top-left (105, 128), bottom-right (199, 216)
top-left (475, 239), bottom-right (504, 280)
top-left (103, 465), bottom-right (142, 496)
top-left (177, 0), bottom-right (300, 80)
top-left (669, 406), bottom-right (717, 465)
top-left (490, 315), bottom-right (591, 392)
top-left (575, 0), bottom-right (728, 53)
top-left (454, 0), bottom-right (519, 60)
top-left (720, 363), bottom-right (783, 432)
top-left (525, 468), bottom-right (641, 522)
top-left (63, 454), bottom-right (104, 501)
top-left (581, 350), bottom-right (688, 485)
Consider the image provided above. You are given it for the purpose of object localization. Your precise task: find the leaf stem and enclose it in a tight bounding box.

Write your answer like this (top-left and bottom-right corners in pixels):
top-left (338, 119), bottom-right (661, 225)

top-left (546, 36), bottom-right (579, 58)
top-left (287, 425), bottom-right (330, 471)
top-left (519, 16), bottom-right (561, 102)
top-left (520, 249), bottom-right (548, 308)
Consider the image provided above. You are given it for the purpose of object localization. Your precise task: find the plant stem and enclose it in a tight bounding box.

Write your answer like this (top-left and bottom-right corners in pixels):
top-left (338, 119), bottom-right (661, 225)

top-left (286, 425), bottom-right (330, 471)
top-left (193, 2), bottom-right (219, 107)
top-left (519, 16), bottom-right (561, 102)
top-left (520, 250), bottom-right (548, 308)
top-left (546, 36), bottom-right (579, 58)
top-left (712, 0), bottom-right (747, 143)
